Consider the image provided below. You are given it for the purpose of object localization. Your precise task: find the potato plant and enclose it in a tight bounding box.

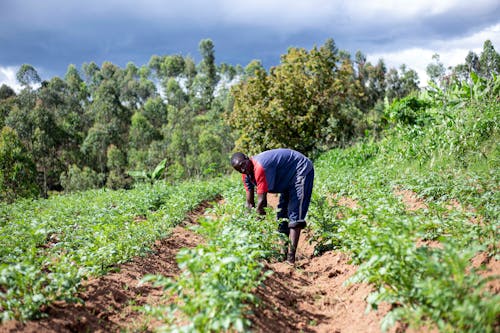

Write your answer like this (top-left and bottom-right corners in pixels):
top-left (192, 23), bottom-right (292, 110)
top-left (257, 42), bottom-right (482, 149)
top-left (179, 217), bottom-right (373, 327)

top-left (141, 181), bottom-right (283, 332)
top-left (0, 177), bottom-right (231, 321)
top-left (307, 88), bottom-right (499, 332)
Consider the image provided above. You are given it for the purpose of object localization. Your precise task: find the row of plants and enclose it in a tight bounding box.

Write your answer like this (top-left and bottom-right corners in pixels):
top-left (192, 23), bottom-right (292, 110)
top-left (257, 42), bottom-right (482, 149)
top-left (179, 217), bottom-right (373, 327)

top-left (141, 179), bottom-right (283, 332)
top-left (307, 78), bottom-right (499, 332)
top-left (0, 177), bottom-right (232, 322)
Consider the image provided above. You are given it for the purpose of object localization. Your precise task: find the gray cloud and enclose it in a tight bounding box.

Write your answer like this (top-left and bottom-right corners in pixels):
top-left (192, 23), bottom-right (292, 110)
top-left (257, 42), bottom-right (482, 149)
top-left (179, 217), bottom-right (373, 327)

top-left (0, 0), bottom-right (499, 82)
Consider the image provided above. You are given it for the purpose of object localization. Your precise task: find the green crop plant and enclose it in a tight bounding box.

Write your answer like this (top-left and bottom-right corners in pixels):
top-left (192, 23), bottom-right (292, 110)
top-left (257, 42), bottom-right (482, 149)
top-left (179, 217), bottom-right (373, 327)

top-left (141, 181), bottom-right (282, 332)
top-left (0, 176), bottom-right (232, 321)
top-left (307, 77), bottom-right (499, 332)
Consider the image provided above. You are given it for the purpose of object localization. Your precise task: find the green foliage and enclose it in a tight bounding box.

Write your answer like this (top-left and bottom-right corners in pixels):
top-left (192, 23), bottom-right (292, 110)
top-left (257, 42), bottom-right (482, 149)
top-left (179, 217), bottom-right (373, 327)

top-left (128, 158), bottom-right (167, 184)
top-left (229, 39), bottom-right (419, 155)
top-left (0, 127), bottom-right (39, 202)
top-left (0, 177), bottom-right (230, 321)
top-left (0, 84), bottom-right (15, 100)
top-left (385, 95), bottom-right (432, 126)
top-left (308, 75), bottom-right (499, 332)
top-left (128, 111), bottom-right (161, 150)
top-left (16, 64), bottom-right (41, 89)
top-left (60, 164), bottom-right (104, 192)
top-left (230, 39), bottom-right (361, 154)
top-left (141, 181), bottom-right (281, 332)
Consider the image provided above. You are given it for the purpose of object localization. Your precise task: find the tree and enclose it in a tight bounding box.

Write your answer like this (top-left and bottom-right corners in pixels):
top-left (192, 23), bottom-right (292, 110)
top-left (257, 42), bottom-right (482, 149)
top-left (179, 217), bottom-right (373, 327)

top-left (193, 39), bottom-right (219, 109)
top-left (366, 59), bottom-right (387, 107)
top-left (148, 55), bottom-right (163, 78)
top-left (386, 65), bottom-right (419, 102)
top-left (60, 165), bottom-right (104, 192)
top-left (106, 144), bottom-right (130, 189)
top-left (163, 105), bottom-right (196, 178)
top-left (0, 84), bottom-right (15, 100)
top-left (82, 64), bottom-right (131, 172)
top-left (399, 65), bottom-right (420, 95)
top-left (0, 85), bottom-right (16, 129)
top-left (0, 127), bottom-right (39, 202)
top-left (35, 75), bottom-right (87, 190)
top-left (81, 123), bottom-right (111, 172)
top-left (128, 111), bottom-right (161, 150)
top-left (183, 56), bottom-right (197, 93)
top-left (164, 77), bottom-right (187, 108)
top-left (219, 63), bottom-right (237, 82)
top-left (243, 60), bottom-right (265, 80)
top-left (16, 64), bottom-right (41, 89)
top-left (63, 65), bottom-right (89, 141)
top-left (230, 39), bottom-right (363, 154)
top-left (30, 104), bottom-right (62, 197)
top-left (354, 51), bottom-right (368, 87)
top-left (162, 55), bottom-right (185, 78)
top-left (121, 62), bottom-right (156, 109)
top-left (142, 97), bottom-right (168, 129)
top-left (426, 53), bottom-right (446, 86)
top-left (82, 61), bottom-right (102, 96)
top-left (479, 40), bottom-right (500, 79)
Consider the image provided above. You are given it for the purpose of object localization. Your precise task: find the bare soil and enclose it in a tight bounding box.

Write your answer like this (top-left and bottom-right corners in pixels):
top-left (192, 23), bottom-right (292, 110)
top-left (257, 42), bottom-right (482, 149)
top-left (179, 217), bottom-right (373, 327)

top-left (247, 194), bottom-right (402, 333)
top-left (1, 193), bottom-right (497, 333)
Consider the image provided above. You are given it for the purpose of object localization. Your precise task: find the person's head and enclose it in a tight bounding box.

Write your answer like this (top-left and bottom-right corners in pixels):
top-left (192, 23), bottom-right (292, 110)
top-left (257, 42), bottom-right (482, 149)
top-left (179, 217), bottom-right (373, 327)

top-left (231, 152), bottom-right (252, 174)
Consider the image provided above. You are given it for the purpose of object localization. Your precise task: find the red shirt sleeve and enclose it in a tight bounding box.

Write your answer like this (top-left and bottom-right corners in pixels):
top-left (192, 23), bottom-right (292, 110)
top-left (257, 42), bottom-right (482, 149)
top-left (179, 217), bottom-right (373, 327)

top-left (253, 161), bottom-right (268, 194)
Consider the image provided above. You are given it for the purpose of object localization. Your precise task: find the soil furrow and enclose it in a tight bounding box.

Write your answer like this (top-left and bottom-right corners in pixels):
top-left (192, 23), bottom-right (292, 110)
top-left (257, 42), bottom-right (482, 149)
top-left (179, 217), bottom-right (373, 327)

top-left (0, 201), bottom-right (212, 333)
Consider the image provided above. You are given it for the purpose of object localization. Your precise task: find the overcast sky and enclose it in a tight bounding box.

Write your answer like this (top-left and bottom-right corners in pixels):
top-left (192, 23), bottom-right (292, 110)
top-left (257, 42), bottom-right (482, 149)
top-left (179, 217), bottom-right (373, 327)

top-left (1, 0), bottom-right (499, 91)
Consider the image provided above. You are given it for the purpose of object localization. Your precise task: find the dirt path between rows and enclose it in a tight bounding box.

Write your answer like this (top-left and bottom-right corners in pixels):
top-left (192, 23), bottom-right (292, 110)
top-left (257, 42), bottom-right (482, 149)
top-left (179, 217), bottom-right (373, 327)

top-left (247, 194), bottom-right (401, 333)
top-left (0, 202), bottom-right (210, 333)
top-left (9, 192), bottom-right (489, 332)
top-left (248, 231), bottom-right (398, 333)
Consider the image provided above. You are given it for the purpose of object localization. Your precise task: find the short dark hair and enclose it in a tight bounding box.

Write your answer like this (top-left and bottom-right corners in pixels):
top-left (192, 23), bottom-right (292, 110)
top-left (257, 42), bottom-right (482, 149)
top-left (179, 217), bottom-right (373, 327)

top-left (230, 152), bottom-right (247, 167)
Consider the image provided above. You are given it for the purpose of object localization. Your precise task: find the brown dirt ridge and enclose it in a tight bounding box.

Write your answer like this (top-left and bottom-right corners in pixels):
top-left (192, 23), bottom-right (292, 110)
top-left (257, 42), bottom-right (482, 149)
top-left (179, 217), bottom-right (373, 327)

top-left (0, 202), bottom-right (210, 333)
top-left (246, 194), bottom-right (402, 333)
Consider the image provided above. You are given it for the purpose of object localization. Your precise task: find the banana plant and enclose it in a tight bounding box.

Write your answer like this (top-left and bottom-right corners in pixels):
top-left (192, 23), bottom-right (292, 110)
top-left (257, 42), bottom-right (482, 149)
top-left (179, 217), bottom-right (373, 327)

top-left (128, 158), bottom-right (167, 184)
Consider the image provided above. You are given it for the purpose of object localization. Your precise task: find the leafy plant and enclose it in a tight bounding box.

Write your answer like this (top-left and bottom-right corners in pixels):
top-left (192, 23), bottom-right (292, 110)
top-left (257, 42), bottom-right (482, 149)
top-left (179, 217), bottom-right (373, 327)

top-left (308, 76), bottom-right (499, 332)
top-left (0, 176), bottom-right (231, 321)
top-left (141, 182), bottom-right (281, 332)
top-left (128, 158), bottom-right (167, 184)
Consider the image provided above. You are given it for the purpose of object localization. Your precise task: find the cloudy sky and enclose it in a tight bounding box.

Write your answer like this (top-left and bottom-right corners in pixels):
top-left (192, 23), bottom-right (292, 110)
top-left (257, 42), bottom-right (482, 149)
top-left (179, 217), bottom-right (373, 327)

top-left (1, 0), bottom-right (499, 91)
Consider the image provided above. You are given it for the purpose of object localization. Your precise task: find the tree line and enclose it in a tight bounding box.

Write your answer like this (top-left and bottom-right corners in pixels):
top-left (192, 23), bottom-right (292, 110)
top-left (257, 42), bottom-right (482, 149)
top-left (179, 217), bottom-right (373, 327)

top-left (0, 38), bottom-right (498, 202)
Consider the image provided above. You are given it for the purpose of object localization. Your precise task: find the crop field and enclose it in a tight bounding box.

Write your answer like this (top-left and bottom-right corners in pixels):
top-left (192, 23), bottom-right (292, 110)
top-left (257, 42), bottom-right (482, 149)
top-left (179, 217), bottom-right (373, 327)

top-left (1, 82), bottom-right (499, 332)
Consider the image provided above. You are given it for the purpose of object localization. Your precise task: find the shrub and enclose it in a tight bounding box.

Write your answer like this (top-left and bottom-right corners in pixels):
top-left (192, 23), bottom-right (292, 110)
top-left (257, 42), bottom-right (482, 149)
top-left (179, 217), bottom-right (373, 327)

top-left (385, 95), bottom-right (432, 126)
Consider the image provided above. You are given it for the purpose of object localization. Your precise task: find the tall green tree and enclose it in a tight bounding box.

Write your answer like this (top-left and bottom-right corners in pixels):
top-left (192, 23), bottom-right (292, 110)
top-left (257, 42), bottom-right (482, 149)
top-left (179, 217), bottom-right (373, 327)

top-left (243, 60), bottom-right (265, 80)
top-left (127, 111), bottom-right (161, 172)
top-left (0, 84), bottom-right (15, 100)
top-left (193, 39), bottom-right (219, 109)
top-left (16, 64), bottom-right (41, 89)
top-left (30, 104), bottom-right (61, 197)
top-left (82, 61), bottom-right (102, 96)
top-left (39, 75), bottom-right (87, 172)
top-left (106, 144), bottom-right (130, 189)
top-left (121, 62), bottom-right (156, 109)
top-left (478, 40), bottom-right (500, 79)
top-left (386, 65), bottom-right (419, 102)
top-left (230, 39), bottom-right (363, 154)
top-left (426, 53), bottom-right (446, 86)
top-left (142, 97), bottom-right (168, 129)
top-left (366, 59), bottom-right (387, 106)
top-left (164, 77), bottom-right (187, 109)
top-left (0, 85), bottom-right (16, 129)
top-left (82, 64), bottom-right (131, 173)
top-left (0, 127), bottom-right (39, 202)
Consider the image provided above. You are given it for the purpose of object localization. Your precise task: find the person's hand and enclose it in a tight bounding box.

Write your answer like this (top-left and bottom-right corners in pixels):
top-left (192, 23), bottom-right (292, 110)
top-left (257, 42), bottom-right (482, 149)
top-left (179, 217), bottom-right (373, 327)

top-left (246, 202), bottom-right (255, 212)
